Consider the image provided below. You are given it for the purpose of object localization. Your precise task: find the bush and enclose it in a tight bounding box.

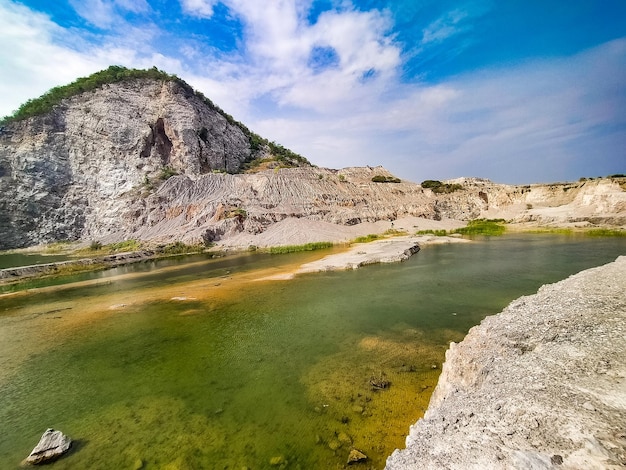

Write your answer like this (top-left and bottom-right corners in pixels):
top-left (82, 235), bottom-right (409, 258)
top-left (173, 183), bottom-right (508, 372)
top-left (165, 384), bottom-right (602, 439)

top-left (90, 240), bottom-right (103, 250)
top-left (159, 166), bottom-right (178, 180)
top-left (372, 175), bottom-right (401, 183)
top-left (420, 180), bottom-right (463, 194)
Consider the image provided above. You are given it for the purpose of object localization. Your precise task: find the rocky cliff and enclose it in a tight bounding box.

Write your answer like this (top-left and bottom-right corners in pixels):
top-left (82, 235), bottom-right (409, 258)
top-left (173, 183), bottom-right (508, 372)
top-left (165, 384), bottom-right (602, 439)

top-left (1, 70), bottom-right (624, 250)
top-left (386, 256), bottom-right (626, 470)
top-left (0, 71), bottom-right (263, 249)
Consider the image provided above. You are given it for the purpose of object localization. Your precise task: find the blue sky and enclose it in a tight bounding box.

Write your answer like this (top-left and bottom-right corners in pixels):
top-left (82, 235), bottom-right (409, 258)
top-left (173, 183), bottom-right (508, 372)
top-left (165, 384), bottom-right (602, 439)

top-left (1, 0), bottom-right (624, 184)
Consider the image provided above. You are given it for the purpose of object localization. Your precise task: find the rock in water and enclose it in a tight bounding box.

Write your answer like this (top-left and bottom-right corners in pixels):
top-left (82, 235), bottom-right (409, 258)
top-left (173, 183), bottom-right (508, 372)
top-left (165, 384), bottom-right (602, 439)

top-left (347, 448), bottom-right (368, 464)
top-left (24, 428), bottom-right (72, 465)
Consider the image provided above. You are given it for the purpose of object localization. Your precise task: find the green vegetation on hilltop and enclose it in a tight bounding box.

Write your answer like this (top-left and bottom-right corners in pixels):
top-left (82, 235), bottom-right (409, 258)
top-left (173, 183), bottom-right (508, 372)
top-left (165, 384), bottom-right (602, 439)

top-left (371, 175), bottom-right (401, 183)
top-left (1, 66), bottom-right (178, 125)
top-left (0, 65), bottom-right (310, 169)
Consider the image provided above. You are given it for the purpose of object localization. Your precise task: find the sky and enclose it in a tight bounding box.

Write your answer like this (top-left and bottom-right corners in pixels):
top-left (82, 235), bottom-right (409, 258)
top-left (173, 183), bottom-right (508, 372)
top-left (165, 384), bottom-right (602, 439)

top-left (0, 0), bottom-right (625, 184)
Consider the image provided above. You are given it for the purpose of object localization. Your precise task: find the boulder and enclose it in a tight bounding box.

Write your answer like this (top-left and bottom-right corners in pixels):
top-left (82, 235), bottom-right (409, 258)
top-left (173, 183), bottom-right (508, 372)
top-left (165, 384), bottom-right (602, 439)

top-left (347, 448), bottom-right (368, 464)
top-left (23, 428), bottom-right (72, 465)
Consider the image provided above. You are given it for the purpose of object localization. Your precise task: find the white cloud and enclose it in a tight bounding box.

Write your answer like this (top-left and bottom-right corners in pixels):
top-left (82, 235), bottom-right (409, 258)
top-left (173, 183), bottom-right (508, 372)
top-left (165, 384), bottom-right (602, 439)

top-left (200, 1), bottom-right (401, 113)
top-left (0, 3), bottom-right (107, 116)
top-left (0, 0), bottom-right (623, 184)
top-left (180, 0), bottom-right (219, 18)
top-left (421, 9), bottom-right (469, 44)
top-left (248, 38), bottom-right (626, 183)
top-left (68, 0), bottom-right (150, 28)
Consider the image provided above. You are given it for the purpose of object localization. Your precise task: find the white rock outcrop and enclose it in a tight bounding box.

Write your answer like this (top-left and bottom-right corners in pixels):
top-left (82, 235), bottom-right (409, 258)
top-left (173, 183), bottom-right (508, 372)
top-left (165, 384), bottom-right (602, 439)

top-left (386, 256), bottom-right (626, 470)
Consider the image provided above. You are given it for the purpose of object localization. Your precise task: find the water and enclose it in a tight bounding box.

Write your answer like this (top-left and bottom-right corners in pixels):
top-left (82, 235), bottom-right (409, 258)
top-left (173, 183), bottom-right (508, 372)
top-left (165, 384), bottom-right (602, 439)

top-left (0, 235), bottom-right (624, 469)
top-left (0, 252), bottom-right (71, 269)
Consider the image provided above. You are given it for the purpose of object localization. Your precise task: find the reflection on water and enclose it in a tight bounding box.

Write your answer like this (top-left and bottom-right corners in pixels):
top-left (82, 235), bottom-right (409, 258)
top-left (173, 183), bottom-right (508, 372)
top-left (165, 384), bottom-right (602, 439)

top-left (0, 235), bottom-right (624, 469)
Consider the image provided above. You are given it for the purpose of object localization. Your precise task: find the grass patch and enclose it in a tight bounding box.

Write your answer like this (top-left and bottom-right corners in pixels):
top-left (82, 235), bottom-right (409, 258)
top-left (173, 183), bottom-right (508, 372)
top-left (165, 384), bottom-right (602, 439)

top-left (586, 229), bottom-right (626, 237)
top-left (453, 219), bottom-right (506, 236)
top-left (267, 242), bottom-right (334, 254)
top-left (77, 239), bottom-right (142, 256)
top-left (524, 228), bottom-right (575, 235)
top-left (154, 241), bottom-right (206, 254)
top-left (352, 234), bottom-right (380, 243)
top-left (416, 229), bottom-right (448, 236)
top-left (42, 241), bottom-right (74, 254)
top-left (520, 227), bottom-right (625, 237)
top-left (383, 228), bottom-right (408, 236)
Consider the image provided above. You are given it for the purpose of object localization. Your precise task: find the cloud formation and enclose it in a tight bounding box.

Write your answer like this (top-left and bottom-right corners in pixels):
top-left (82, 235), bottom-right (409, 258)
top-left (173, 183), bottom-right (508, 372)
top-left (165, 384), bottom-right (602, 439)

top-left (180, 0), bottom-right (219, 18)
top-left (0, 0), bottom-right (624, 184)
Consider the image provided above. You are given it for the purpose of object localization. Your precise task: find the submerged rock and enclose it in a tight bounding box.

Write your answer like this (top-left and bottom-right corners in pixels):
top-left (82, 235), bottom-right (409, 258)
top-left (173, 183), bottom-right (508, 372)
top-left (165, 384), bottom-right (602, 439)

top-left (347, 448), bottom-right (368, 464)
top-left (23, 428), bottom-right (72, 465)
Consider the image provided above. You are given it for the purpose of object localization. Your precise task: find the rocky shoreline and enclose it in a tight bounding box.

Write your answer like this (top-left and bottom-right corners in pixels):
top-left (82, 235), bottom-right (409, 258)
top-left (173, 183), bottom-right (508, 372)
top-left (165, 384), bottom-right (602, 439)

top-left (385, 256), bottom-right (626, 470)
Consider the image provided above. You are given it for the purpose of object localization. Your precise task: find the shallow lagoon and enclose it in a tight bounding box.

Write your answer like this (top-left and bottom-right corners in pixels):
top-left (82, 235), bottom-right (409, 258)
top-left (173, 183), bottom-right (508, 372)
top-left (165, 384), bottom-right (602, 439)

top-left (0, 235), bottom-right (624, 469)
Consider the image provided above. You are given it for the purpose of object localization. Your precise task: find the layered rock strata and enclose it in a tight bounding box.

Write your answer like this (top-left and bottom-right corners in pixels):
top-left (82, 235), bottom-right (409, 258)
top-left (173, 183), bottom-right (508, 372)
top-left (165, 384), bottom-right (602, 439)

top-left (386, 256), bottom-right (626, 470)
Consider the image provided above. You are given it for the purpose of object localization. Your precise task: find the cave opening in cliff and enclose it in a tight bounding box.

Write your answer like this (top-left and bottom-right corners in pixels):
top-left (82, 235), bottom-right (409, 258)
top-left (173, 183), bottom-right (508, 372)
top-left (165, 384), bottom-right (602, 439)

top-left (153, 117), bottom-right (172, 165)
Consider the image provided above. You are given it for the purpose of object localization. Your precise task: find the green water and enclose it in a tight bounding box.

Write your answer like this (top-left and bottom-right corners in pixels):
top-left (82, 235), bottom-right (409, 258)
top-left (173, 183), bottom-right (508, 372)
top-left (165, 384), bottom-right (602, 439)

top-left (0, 235), bottom-right (624, 469)
top-left (0, 252), bottom-right (71, 269)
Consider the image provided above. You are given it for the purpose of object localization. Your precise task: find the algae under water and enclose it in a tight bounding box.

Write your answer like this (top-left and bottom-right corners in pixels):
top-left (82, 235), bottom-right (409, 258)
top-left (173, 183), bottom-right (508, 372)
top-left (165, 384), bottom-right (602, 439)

top-left (0, 235), bottom-right (624, 469)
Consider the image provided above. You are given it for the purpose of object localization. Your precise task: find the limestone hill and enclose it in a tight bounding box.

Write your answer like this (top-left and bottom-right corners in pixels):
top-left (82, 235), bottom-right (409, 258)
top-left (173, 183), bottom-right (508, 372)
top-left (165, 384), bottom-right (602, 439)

top-left (0, 67), bottom-right (624, 250)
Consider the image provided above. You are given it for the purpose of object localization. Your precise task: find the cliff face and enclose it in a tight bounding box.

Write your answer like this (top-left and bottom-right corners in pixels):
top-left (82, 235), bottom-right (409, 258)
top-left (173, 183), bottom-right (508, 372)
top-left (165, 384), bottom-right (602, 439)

top-left (0, 78), bottom-right (255, 248)
top-left (386, 256), bottom-right (626, 470)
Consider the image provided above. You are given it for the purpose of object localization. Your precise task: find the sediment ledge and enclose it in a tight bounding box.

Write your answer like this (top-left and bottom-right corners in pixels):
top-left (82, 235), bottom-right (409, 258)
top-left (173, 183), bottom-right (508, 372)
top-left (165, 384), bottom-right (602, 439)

top-left (0, 250), bottom-right (158, 284)
top-left (258, 235), bottom-right (468, 280)
top-left (386, 256), bottom-right (626, 470)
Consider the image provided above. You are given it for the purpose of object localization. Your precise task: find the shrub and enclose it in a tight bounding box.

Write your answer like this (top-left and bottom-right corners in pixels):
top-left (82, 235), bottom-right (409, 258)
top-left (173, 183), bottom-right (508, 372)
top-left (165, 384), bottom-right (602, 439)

top-left (372, 175), bottom-right (401, 183)
top-left (420, 180), bottom-right (463, 193)
top-left (159, 166), bottom-right (178, 180)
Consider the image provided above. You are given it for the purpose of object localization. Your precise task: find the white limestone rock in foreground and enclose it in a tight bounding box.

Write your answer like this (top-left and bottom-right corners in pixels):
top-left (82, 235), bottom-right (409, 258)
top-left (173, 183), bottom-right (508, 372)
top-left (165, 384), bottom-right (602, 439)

top-left (23, 428), bottom-right (72, 465)
top-left (386, 256), bottom-right (626, 470)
